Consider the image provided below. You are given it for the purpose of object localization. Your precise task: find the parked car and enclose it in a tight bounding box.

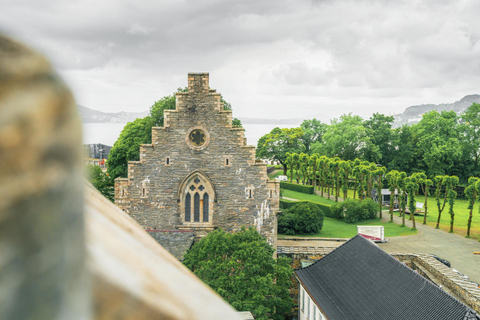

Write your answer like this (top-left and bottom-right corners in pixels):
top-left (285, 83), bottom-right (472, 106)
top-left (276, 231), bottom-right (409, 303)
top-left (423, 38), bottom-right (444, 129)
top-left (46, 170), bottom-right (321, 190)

top-left (276, 175), bottom-right (288, 182)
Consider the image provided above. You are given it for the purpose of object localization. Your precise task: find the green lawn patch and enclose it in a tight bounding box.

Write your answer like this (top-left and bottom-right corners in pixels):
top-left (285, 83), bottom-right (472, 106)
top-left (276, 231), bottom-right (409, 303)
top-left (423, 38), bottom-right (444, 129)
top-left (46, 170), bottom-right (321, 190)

top-left (279, 217), bottom-right (417, 238)
top-left (282, 189), bottom-right (336, 206)
top-left (280, 188), bottom-right (418, 239)
top-left (413, 195), bottom-right (480, 240)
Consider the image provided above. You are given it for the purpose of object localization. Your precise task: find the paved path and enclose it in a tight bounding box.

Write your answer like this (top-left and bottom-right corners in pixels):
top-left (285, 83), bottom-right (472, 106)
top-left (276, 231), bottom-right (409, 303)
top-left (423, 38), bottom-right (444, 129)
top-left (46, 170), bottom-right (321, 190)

top-left (377, 212), bottom-right (480, 284)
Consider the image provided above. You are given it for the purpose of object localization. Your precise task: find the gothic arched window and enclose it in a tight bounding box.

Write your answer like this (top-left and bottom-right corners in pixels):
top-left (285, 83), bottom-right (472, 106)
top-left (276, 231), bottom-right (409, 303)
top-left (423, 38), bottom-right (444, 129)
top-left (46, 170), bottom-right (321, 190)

top-left (180, 172), bottom-right (215, 225)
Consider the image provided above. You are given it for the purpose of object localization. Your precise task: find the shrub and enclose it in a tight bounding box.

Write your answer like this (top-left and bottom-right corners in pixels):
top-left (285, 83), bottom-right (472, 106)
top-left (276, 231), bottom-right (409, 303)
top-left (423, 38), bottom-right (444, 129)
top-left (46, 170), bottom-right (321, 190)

top-left (278, 202), bottom-right (325, 235)
top-left (280, 181), bottom-right (314, 194)
top-left (343, 199), bottom-right (362, 223)
top-left (328, 198), bottom-right (379, 223)
top-left (329, 202), bottom-right (344, 219)
top-left (360, 198), bottom-right (378, 220)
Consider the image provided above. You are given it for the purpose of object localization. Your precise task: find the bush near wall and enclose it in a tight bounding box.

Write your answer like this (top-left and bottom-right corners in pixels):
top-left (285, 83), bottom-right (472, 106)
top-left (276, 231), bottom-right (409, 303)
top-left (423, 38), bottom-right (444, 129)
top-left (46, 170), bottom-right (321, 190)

top-left (280, 182), bottom-right (314, 194)
top-left (280, 199), bottom-right (331, 217)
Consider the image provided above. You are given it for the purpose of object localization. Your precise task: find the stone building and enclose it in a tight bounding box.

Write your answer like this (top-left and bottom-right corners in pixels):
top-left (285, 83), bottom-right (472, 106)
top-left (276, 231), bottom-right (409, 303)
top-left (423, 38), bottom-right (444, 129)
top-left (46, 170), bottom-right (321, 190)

top-left (115, 73), bottom-right (279, 248)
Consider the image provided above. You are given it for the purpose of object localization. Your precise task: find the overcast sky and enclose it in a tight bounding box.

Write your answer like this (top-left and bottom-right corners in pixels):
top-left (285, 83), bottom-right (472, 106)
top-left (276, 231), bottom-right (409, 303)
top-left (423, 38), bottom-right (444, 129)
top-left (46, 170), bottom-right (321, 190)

top-left (2, 0), bottom-right (480, 122)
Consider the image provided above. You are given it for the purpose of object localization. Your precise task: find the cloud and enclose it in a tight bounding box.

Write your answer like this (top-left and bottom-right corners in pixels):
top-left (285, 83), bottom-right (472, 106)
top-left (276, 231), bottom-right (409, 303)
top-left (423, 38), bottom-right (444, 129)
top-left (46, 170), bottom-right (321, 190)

top-left (127, 23), bottom-right (154, 36)
top-left (1, 0), bottom-right (479, 120)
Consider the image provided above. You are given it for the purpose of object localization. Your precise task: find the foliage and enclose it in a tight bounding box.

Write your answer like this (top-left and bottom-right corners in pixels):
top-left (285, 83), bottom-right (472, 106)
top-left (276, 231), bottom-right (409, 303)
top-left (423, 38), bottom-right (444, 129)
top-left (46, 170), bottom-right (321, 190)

top-left (412, 172), bottom-right (433, 224)
top-left (315, 113), bottom-right (371, 160)
top-left (414, 110), bottom-right (462, 178)
top-left (405, 175), bottom-right (419, 230)
top-left (183, 227), bottom-right (294, 320)
top-left (299, 118), bottom-right (326, 154)
top-left (256, 127), bottom-right (304, 175)
top-left (107, 116), bottom-right (154, 179)
top-left (330, 198), bottom-right (377, 223)
top-left (465, 177), bottom-right (480, 237)
top-left (85, 164), bottom-right (114, 202)
top-left (460, 103), bottom-right (480, 177)
top-left (363, 113), bottom-right (394, 165)
top-left (280, 181), bottom-right (314, 194)
top-left (278, 202), bottom-right (325, 235)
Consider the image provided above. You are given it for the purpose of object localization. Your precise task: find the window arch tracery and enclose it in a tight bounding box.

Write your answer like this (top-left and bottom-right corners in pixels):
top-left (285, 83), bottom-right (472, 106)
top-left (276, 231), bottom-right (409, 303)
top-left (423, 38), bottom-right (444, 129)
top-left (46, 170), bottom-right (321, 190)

top-left (180, 171), bottom-right (214, 225)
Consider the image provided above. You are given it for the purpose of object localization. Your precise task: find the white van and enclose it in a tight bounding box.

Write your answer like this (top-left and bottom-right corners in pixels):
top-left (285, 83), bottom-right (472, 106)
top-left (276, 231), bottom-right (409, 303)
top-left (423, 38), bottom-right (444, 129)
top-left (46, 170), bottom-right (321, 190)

top-left (276, 175), bottom-right (288, 182)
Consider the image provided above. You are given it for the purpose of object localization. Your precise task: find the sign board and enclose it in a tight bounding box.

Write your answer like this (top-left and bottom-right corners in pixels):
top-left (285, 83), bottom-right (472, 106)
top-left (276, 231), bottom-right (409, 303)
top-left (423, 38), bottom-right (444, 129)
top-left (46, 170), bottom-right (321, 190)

top-left (357, 226), bottom-right (385, 242)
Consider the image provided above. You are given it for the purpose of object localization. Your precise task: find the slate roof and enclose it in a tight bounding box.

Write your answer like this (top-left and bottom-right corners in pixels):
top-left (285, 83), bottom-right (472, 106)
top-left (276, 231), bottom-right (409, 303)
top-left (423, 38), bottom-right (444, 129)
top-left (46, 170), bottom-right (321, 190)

top-left (147, 230), bottom-right (195, 261)
top-left (295, 235), bottom-right (480, 320)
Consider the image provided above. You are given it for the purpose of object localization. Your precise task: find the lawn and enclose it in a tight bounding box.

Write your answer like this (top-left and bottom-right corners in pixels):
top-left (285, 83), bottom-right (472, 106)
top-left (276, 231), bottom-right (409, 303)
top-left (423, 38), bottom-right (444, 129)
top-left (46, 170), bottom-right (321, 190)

top-left (413, 194), bottom-right (480, 240)
top-left (279, 189), bottom-right (418, 238)
top-left (275, 173), bottom-right (480, 239)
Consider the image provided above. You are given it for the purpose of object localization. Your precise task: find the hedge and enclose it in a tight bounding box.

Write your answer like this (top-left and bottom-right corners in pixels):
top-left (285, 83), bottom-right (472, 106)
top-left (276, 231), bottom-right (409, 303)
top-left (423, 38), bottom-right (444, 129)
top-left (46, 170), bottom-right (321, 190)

top-left (280, 199), bottom-right (331, 217)
top-left (278, 202), bottom-right (325, 235)
top-left (280, 181), bottom-right (314, 194)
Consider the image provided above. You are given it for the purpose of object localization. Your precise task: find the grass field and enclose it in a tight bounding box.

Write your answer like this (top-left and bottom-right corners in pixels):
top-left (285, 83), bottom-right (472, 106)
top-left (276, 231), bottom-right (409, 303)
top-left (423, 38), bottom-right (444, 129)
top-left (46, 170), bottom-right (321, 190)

top-left (279, 189), bottom-right (418, 238)
top-left (274, 173), bottom-right (480, 240)
top-left (413, 194), bottom-right (480, 240)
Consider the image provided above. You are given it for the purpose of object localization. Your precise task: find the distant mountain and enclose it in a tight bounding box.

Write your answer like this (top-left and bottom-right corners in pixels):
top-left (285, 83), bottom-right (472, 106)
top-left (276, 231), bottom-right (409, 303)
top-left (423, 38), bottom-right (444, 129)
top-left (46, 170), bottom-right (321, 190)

top-left (393, 94), bottom-right (480, 127)
top-left (78, 105), bottom-right (149, 123)
top-left (78, 104), bottom-right (302, 125)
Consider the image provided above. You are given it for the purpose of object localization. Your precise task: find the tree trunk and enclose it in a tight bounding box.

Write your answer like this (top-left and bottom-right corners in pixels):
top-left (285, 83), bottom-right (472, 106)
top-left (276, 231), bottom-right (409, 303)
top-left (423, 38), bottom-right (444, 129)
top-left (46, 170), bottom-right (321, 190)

top-left (423, 190), bottom-right (428, 225)
top-left (389, 190), bottom-right (394, 223)
top-left (467, 206), bottom-right (473, 237)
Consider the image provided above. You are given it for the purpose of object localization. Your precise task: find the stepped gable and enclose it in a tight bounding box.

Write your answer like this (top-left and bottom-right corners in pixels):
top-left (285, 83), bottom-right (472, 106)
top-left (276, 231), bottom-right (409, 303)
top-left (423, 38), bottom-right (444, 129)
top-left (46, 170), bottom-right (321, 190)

top-left (115, 73), bottom-right (279, 251)
top-left (295, 235), bottom-right (480, 320)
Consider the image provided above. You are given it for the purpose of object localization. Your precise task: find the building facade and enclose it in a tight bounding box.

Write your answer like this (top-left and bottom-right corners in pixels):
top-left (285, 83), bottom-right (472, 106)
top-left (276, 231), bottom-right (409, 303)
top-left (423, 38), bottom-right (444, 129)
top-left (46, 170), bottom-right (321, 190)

top-left (115, 73), bottom-right (279, 247)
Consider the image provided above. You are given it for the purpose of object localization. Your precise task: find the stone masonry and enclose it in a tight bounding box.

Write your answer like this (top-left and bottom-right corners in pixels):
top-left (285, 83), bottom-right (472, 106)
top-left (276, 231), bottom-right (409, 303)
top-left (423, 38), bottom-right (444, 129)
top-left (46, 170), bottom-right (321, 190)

top-left (115, 73), bottom-right (279, 248)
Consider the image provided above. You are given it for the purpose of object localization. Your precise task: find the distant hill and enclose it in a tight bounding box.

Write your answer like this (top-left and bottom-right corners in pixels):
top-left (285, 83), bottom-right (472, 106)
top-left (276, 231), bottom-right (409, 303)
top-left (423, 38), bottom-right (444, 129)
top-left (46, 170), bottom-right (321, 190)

top-left (78, 105), bottom-right (149, 123)
top-left (78, 104), bottom-right (302, 125)
top-left (393, 94), bottom-right (480, 127)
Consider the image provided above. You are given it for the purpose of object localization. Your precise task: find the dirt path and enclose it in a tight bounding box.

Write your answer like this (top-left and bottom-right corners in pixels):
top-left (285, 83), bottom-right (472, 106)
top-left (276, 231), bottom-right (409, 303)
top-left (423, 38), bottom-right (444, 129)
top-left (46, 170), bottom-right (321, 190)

top-left (377, 212), bottom-right (480, 284)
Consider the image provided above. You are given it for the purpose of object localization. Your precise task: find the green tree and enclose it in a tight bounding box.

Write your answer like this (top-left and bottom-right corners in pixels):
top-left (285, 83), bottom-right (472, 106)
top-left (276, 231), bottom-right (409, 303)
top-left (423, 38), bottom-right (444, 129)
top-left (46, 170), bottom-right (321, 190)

top-left (412, 172), bottom-right (433, 225)
top-left (299, 118), bottom-right (326, 154)
top-left (340, 160), bottom-right (352, 200)
top-left (285, 152), bottom-right (296, 183)
top-left (445, 175), bottom-right (459, 233)
top-left (317, 113), bottom-right (370, 160)
top-left (363, 113), bottom-right (394, 165)
top-left (85, 164), bottom-right (114, 202)
top-left (465, 177), bottom-right (480, 237)
top-left (183, 228), bottom-right (294, 320)
top-left (460, 103), bottom-right (480, 177)
top-left (414, 110), bottom-right (462, 178)
top-left (299, 153), bottom-right (309, 185)
top-left (372, 166), bottom-right (386, 218)
top-left (405, 175), bottom-right (419, 230)
top-left (397, 172), bottom-right (408, 227)
top-left (386, 170), bottom-right (400, 223)
top-left (389, 125), bottom-right (421, 175)
top-left (434, 175), bottom-right (448, 229)
top-left (256, 127), bottom-right (304, 175)
top-left (107, 116), bottom-right (154, 179)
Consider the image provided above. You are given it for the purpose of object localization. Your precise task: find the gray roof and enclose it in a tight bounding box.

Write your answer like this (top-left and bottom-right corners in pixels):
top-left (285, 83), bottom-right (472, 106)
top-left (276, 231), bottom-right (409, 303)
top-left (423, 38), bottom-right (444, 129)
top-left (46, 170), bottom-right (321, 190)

top-left (295, 235), bottom-right (480, 320)
top-left (147, 230), bottom-right (195, 261)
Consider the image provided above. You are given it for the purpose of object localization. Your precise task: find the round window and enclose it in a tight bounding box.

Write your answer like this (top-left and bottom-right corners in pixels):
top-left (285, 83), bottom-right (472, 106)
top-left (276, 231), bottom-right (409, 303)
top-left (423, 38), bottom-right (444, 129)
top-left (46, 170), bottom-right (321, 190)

top-left (186, 127), bottom-right (210, 150)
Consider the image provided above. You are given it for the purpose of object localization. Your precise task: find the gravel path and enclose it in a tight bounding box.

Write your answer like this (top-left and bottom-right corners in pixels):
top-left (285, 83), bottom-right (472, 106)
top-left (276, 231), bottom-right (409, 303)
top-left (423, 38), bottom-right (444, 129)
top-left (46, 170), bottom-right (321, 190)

top-left (377, 212), bottom-right (480, 284)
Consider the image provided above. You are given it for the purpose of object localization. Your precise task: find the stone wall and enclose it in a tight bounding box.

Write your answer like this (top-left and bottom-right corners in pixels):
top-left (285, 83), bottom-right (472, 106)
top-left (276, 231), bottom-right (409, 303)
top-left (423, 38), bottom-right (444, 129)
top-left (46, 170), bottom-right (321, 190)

top-left (115, 73), bottom-right (279, 248)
